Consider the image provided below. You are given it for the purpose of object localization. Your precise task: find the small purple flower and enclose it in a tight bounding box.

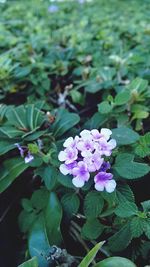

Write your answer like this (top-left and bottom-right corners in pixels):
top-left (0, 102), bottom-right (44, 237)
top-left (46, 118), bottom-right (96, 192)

top-left (15, 143), bottom-right (24, 157)
top-left (48, 5), bottom-right (59, 13)
top-left (72, 161), bottom-right (90, 187)
top-left (24, 153), bottom-right (34, 164)
top-left (59, 161), bottom-right (77, 175)
top-left (58, 147), bottom-right (78, 164)
top-left (83, 151), bottom-right (104, 172)
top-left (91, 129), bottom-right (103, 141)
top-left (77, 139), bottom-right (94, 153)
top-left (95, 138), bottom-right (116, 156)
top-left (63, 136), bottom-right (79, 149)
top-left (94, 172), bottom-right (116, 193)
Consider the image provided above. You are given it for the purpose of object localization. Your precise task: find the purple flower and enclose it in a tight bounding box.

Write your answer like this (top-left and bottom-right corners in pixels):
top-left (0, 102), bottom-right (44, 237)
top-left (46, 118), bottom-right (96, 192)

top-left (59, 161), bottom-right (77, 175)
top-left (95, 138), bottom-right (116, 156)
top-left (100, 161), bottom-right (111, 172)
top-left (94, 172), bottom-right (116, 193)
top-left (15, 143), bottom-right (24, 157)
top-left (48, 5), bottom-right (59, 13)
top-left (63, 136), bottom-right (79, 149)
top-left (72, 161), bottom-right (90, 187)
top-left (24, 153), bottom-right (34, 164)
top-left (91, 129), bottom-right (103, 141)
top-left (83, 151), bottom-right (104, 172)
top-left (77, 139), bottom-right (94, 153)
top-left (58, 147), bottom-right (78, 164)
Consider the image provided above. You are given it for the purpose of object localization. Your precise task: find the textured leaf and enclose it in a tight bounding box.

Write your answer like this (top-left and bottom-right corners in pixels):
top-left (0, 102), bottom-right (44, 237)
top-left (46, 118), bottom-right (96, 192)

top-left (128, 77), bottom-right (148, 93)
top-left (79, 241), bottom-right (105, 267)
top-left (117, 184), bottom-right (135, 203)
top-left (130, 217), bottom-right (145, 238)
top-left (115, 191), bottom-right (138, 217)
top-left (115, 90), bottom-right (131, 105)
top-left (135, 132), bottom-right (150, 158)
top-left (114, 153), bottom-right (150, 179)
top-left (112, 127), bottom-right (139, 145)
top-left (141, 200), bottom-right (150, 212)
top-left (84, 112), bottom-right (108, 130)
top-left (108, 222), bottom-right (132, 252)
top-left (61, 193), bottom-right (80, 218)
top-left (37, 166), bottom-right (57, 190)
top-left (81, 219), bottom-right (104, 240)
top-left (144, 219), bottom-right (150, 239)
top-left (84, 191), bottom-right (104, 218)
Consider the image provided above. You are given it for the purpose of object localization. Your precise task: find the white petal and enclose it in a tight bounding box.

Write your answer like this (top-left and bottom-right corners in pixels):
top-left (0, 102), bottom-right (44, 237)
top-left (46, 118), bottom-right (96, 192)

top-left (105, 179), bottom-right (116, 193)
top-left (59, 164), bottom-right (69, 175)
top-left (72, 177), bottom-right (85, 188)
top-left (108, 139), bottom-right (116, 149)
top-left (58, 151), bottom-right (66, 161)
top-left (101, 128), bottom-right (112, 140)
top-left (77, 141), bottom-right (85, 151)
top-left (80, 129), bottom-right (91, 140)
top-left (63, 137), bottom-right (74, 147)
top-left (94, 182), bottom-right (105, 191)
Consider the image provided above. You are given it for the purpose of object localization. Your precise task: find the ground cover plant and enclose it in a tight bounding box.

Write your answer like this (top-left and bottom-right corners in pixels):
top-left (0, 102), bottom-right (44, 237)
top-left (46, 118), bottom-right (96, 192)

top-left (0, 0), bottom-right (150, 266)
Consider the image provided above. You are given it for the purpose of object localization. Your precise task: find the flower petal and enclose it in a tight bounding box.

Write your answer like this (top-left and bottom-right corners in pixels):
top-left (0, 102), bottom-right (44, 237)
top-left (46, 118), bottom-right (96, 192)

top-left (58, 151), bottom-right (66, 161)
top-left (108, 139), bottom-right (116, 149)
top-left (59, 164), bottom-right (70, 175)
top-left (105, 179), bottom-right (116, 193)
top-left (63, 137), bottom-right (74, 147)
top-left (72, 177), bottom-right (85, 188)
top-left (94, 181), bottom-right (105, 191)
top-left (101, 128), bottom-right (112, 140)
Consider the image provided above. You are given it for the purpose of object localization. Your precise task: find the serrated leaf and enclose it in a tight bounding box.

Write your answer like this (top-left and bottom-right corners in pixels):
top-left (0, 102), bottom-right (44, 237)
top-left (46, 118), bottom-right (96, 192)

top-left (61, 193), bottom-right (80, 218)
top-left (114, 153), bottom-right (150, 179)
top-left (135, 132), bottom-right (150, 158)
top-left (36, 166), bottom-right (57, 190)
top-left (141, 200), bottom-right (150, 212)
top-left (144, 219), bottom-right (150, 239)
top-left (112, 127), bottom-right (139, 145)
top-left (81, 219), bottom-right (104, 240)
top-left (79, 241), bottom-right (105, 267)
top-left (115, 192), bottom-right (138, 217)
top-left (130, 217), bottom-right (145, 238)
top-left (108, 222), bottom-right (132, 252)
top-left (117, 184), bottom-right (135, 203)
top-left (84, 191), bottom-right (104, 218)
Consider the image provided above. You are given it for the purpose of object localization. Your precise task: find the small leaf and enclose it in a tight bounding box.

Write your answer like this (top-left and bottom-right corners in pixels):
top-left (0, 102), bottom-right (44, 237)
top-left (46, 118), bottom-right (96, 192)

top-left (98, 101), bottom-right (112, 114)
top-left (115, 90), bottom-right (131, 105)
top-left (112, 127), bottom-right (139, 145)
top-left (79, 241), bottom-right (105, 267)
top-left (114, 153), bottom-right (150, 179)
top-left (135, 132), bottom-right (150, 158)
top-left (115, 192), bottom-right (138, 218)
top-left (130, 217), bottom-right (145, 238)
top-left (37, 166), bottom-right (57, 190)
top-left (94, 256), bottom-right (136, 267)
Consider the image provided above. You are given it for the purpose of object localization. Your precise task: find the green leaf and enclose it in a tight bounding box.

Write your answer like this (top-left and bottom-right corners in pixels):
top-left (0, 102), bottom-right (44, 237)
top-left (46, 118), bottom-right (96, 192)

top-left (31, 188), bottom-right (49, 211)
top-left (79, 241), bottom-right (105, 267)
top-left (144, 219), bottom-right (150, 239)
top-left (108, 222), bottom-right (132, 252)
top-left (50, 108), bottom-right (80, 138)
top-left (19, 210), bottom-right (37, 234)
top-left (114, 153), bottom-right (150, 179)
top-left (84, 191), bottom-right (104, 219)
top-left (115, 90), bottom-right (131, 105)
top-left (128, 77), bottom-right (148, 94)
top-left (18, 257), bottom-right (38, 267)
top-left (98, 101), bottom-right (112, 114)
top-left (57, 173), bottom-right (75, 189)
top-left (26, 104), bottom-right (44, 131)
top-left (141, 200), bottom-right (150, 212)
top-left (135, 132), bottom-right (150, 158)
top-left (117, 184), bottom-right (135, 203)
top-left (94, 257), bottom-right (136, 267)
top-left (6, 105), bottom-right (27, 129)
top-left (28, 216), bottom-right (51, 267)
top-left (84, 112), bottom-right (108, 130)
top-left (130, 217), bottom-right (145, 238)
top-left (70, 90), bottom-right (85, 105)
top-left (111, 127), bottom-right (139, 145)
top-left (0, 158), bottom-right (28, 193)
top-left (0, 126), bottom-right (23, 138)
top-left (37, 166), bottom-right (57, 190)
top-left (0, 140), bottom-right (16, 155)
top-left (81, 219), bottom-right (104, 240)
top-left (115, 192), bottom-right (138, 218)
top-left (45, 192), bottom-right (62, 246)
top-left (61, 193), bottom-right (80, 218)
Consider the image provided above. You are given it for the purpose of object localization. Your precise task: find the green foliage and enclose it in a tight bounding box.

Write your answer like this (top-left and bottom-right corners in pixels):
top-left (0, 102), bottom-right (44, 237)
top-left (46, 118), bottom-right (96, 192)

top-left (114, 153), bottom-right (150, 179)
top-left (84, 191), bottom-right (104, 219)
top-left (61, 192), bottom-right (80, 218)
top-left (81, 219), bottom-right (104, 240)
top-left (111, 127), bottom-right (139, 145)
top-left (18, 257), bottom-right (38, 267)
top-left (135, 132), bottom-right (150, 158)
top-left (94, 257), bottom-right (136, 267)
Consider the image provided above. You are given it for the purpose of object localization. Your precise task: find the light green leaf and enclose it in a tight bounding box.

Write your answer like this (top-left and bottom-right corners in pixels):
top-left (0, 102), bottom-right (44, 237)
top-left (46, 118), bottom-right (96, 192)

top-left (128, 77), bottom-right (148, 93)
top-left (94, 256), bottom-right (136, 267)
top-left (115, 90), bottom-right (131, 105)
top-left (79, 241), bottom-right (105, 267)
top-left (114, 153), bottom-right (150, 179)
top-left (135, 132), bottom-right (150, 158)
top-left (98, 101), bottom-right (112, 114)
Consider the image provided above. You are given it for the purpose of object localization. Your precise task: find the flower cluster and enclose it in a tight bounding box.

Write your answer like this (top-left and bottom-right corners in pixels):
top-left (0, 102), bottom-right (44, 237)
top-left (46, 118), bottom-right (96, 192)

top-left (58, 129), bottom-right (117, 193)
